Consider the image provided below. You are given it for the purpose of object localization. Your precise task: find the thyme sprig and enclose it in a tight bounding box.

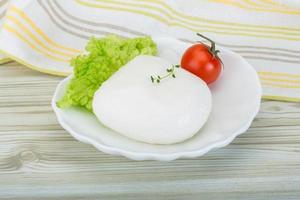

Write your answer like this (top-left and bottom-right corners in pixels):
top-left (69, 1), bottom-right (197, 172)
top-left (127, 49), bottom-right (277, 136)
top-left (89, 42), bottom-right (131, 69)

top-left (151, 65), bottom-right (180, 83)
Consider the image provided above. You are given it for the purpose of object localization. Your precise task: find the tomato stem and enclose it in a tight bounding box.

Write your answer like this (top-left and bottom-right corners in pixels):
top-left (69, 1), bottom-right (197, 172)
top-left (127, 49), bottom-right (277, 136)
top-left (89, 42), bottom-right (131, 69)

top-left (197, 33), bottom-right (220, 56)
top-left (196, 33), bottom-right (223, 67)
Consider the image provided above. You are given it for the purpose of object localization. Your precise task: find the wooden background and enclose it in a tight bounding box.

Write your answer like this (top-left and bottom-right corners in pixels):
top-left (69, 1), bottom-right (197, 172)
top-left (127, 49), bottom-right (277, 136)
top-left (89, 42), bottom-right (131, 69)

top-left (0, 62), bottom-right (300, 200)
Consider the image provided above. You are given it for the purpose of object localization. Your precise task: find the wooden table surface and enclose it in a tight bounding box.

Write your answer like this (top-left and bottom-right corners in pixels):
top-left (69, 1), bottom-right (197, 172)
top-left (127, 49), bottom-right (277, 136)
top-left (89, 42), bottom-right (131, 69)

top-left (0, 61), bottom-right (300, 200)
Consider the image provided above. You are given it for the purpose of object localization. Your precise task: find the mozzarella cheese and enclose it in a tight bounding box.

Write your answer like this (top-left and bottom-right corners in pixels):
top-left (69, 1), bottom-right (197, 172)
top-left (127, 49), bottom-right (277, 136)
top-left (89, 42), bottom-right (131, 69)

top-left (93, 55), bottom-right (212, 144)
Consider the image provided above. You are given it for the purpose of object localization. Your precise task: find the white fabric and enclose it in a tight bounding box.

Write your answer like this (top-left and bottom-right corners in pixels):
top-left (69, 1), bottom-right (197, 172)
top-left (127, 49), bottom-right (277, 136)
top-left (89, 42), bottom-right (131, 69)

top-left (0, 0), bottom-right (299, 101)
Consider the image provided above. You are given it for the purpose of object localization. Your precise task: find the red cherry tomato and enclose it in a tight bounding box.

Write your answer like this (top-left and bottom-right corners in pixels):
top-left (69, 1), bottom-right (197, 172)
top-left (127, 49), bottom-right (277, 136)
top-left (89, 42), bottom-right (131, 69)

top-left (181, 34), bottom-right (222, 84)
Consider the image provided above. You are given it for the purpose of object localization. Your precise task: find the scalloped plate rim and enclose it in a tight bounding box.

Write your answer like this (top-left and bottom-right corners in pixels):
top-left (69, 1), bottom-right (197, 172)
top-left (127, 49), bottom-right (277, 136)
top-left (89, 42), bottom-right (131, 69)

top-left (52, 37), bottom-right (262, 161)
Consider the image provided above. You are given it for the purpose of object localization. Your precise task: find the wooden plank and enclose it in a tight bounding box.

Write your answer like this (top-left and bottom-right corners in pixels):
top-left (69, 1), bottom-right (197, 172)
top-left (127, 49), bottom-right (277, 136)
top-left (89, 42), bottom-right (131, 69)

top-left (0, 62), bottom-right (300, 200)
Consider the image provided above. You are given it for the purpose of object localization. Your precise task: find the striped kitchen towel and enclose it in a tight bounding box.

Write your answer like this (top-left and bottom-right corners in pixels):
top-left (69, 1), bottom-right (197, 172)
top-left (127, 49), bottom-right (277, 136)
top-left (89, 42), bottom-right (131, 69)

top-left (0, 0), bottom-right (300, 102)
top-left (0, 0), bottom-right (9, 64)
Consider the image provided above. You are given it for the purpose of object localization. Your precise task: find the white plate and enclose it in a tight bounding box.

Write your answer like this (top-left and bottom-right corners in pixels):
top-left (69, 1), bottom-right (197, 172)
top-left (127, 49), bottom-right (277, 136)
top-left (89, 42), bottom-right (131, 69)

top-left (52, 37), bottom-right (262, 161)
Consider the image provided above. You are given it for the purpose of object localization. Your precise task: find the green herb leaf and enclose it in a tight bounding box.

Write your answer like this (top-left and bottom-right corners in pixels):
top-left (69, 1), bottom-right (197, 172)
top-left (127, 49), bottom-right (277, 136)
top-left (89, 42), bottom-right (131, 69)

top-left (150, 64), bottom-right (179, 84)
top-left (151, 76), bottom-right (154, 83)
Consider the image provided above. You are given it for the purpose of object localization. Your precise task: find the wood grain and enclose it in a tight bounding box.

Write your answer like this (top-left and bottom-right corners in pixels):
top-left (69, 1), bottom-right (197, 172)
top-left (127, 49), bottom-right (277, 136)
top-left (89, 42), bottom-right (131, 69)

top-left (0, 62), bottom-right (300, 200)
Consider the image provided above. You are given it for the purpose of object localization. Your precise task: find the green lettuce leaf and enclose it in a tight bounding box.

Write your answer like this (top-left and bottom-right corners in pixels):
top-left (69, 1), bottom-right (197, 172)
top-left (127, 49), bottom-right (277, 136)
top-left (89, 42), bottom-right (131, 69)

top-left (57, 35), bottom-right (157, 111)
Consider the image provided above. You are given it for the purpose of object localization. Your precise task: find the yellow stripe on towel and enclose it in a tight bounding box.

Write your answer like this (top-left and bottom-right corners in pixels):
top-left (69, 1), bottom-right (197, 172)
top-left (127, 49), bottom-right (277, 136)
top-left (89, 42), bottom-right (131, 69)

top-left (0, 49), bottom-right (70, 76)
top-left (262, 95), bottom-right (300, 102)
top-left (6, 15), bottom-right (76, 58)
top-left (3, 24), bottom-right (69, 62)
top-left (260, 77), bottom-right (300, 84)
top-left (10, 6), bottom-right (80, 54)
top-left (210, 0), bottom-right (300, 15)
top-left (76, 0), bottom-right (300, 41)
top-left (258, 71), bottom-right (300, 79)
top-left (136, 0), bottom-right (300, 33)
top-left (262, 82), bottom-right (300, 89)
top-left (244, 0), bottom-right (294, 10)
